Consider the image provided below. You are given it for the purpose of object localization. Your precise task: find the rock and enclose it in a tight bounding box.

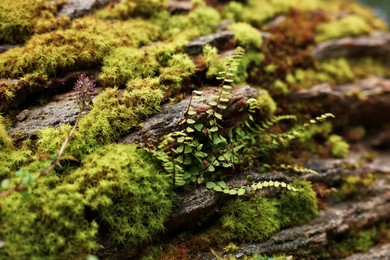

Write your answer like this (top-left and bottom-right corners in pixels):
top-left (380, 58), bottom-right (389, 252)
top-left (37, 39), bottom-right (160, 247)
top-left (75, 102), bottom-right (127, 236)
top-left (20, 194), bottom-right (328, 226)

top-left (168, 0), bottom-right (192, 14)
top-left (344, 243), bottom-right (390, 260)
top-left (7, 87), bottom-right (102, 141)
top-left (122, 86), bottom-right (258, 146)
top-left (57, 0), bottom-right (115, 18)
top-left (185, 31), bottom-right (235, 55)
top-left (312, 32), bottom-right (390, 61)
top-left (0, 44), bottom-right (17, 53)
top-left (289, 77), bottom-right (390, 127)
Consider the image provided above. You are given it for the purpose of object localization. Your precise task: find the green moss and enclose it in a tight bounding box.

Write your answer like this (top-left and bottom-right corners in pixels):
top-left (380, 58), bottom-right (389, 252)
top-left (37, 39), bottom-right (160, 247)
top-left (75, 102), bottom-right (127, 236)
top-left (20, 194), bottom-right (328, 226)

top-left (0, 0), bottom-right (67, 44)
top-left (0, 181), bottom-right (99, 259)
top-left (96, 0), bottom-right (169, 20)
top-left (255, 90), bottom-right (277, 118)
top-left (279, 180), bottom-right (318, 226)
top-left (0, 18), bottom-right (161, 78)
top-left (0, 115), bottom-right (12, 149)
top-left (235, 51), bottom-right (265, 84)
top-left (315, 15), bottom-right (372, 42)
top-left (332, 173), bottom-right (376, 201)
top-left (66, 144), bottom-right (172, 244)
top-left (332, 227), bottom-right (379, 256)
top-left (228, 23), bottom-right (262, 49)
top-left (160, 53), bottom-right (196, 93)
top-left (220, 197), bottom-right (281, 242)
top-left (326, 134), bottom-right (349, 158)
top-left (37, 87), bottom-right (163, 159)
top-left (0, 143), bottom-right (172, 258)
top-left (161, 6), bottom-right (221, 40)
top-left (101, 47), bottom-right (160, 87)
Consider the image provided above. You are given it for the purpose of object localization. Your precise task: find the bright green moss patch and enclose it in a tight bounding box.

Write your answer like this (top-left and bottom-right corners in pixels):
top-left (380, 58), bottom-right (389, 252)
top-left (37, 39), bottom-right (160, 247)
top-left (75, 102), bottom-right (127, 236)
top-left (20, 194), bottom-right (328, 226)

top-left (37, 87), bottom-right (163, 159)
top-left (101, 47), bottom-right (195, 93)
top-left (315, 15), bottom-right (372, 42)
top-left (96, 0), bottom-right (169, 20)
top-left (0, 0), bottom-right (68, 44)
top-left (331, 173), bottom-right (376, 201)
top-left (228, 23), bottom-right (262, 49)
top-left (279, 180), bottom-right (318, 226)
top-left (0, 182), bottom-right (99, 259)
top-left (101, 47), bottom-right (160, 87)
top-left (0, 144), bottom-right (172, 258)
top-left (326, 134), bottom-right (349, 158)
top-left (0, 115), bottom-right (12, 149)
top-left (0, 18), bottom-right (161, 78)
top-left (220, 197), bottom-right (281, 242)
top-left (66, 144), bottom-right (172, 244)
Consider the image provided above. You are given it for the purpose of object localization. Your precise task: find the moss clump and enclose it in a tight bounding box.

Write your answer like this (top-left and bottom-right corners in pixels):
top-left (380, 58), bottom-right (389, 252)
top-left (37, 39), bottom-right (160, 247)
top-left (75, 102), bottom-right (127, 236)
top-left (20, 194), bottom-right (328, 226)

top-left (0, 144), bottom-right (172, 258)
top-left (0, 115), bottom-right (12, 149)
top-left (101, 47), bottom-right (160, 87)
top-left (159, 53), bottom-right (196, 93)
top-left (326, 134), bottom-right (349, 158)
top-left (0, 180), bottom-right (99, 259)
top-left (37, 87), bottom-right (163, 159)
top-left (0, 0), bottom-right (68, 44)
top-left (332, 173), bottom-right (376, 201)
top-left (66, 144), bottom-right (173, 244)
top-left (228, 23), bottom-right (262, 49)
top-left (279, 180), bottom-right (318, 226)
top-left (315, 15), bottom-right (372, 42)
top-left (331, 227), bottom-right (379, 257)
top-left (220, 197), bottom-right (281, 242)
top-left (96, 0), bottom-right (169, 20)
top-left (0, 18), bottom-right (161, 78)
top-left (161, 6), bottom-right (221, 40)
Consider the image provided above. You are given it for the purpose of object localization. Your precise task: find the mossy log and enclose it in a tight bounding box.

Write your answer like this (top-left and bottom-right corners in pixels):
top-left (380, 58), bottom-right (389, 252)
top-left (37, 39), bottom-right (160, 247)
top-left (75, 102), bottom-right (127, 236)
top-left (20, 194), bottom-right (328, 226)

top-left (222, 188), bottom-right (390, 259)
top-left (163, 147), bottom-right (390, 235)
top-left (313, 32), bottom-right (390, 61)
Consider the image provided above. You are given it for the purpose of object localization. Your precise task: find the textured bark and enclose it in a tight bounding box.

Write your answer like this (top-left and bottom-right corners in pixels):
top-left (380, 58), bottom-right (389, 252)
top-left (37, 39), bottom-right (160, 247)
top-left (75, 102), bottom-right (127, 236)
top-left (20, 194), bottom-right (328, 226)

top-left (223, 192), bottom-right (390, 259)
top-left (288, 77), bottom-right (390, 127)
top-left (168, 0), bottom-right (193, 14)
top-left (312, 32), bottom-right (390, 61)
top-left (122, 86), bottom-right (258, 146)
top-left (165, 149), bottom-right (390, 237)
top-left (344, 243), bottom-right (390, 260)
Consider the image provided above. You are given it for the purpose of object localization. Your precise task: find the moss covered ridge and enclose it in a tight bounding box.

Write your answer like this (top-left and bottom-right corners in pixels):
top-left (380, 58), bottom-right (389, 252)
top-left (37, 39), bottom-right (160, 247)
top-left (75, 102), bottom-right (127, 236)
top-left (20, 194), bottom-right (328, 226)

top-left (0, 0), bottom-right (389, 258)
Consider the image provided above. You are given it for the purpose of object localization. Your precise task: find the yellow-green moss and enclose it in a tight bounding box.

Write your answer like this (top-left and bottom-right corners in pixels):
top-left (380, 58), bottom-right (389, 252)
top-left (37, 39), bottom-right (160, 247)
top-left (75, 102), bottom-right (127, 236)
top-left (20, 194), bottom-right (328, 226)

top-left (0, 0), bottom-right (68, 44)
top-left (0, 143), bottom-right (172, 258)
top-left (101, 47), bottom-right (160, 87)
top-left (220, 197), bottom-right (281, 242)
top-left (223, 0), bottom-right (322, 28)
top-left (279, 180), bottom-right (318, 226)
top-left (161, 6), bottom-right (221, 40)
top-left (160, 53), bottom-right (196, 93)
top-left (331, 227), bottom-right (379, 257)
top-left (332, 173), bottom-right (376, 201)
top-left (0, 115), bottom-right (12, 149)
top-left (326, 134), bottom-right (349, 158)
top-left (0, 181), bottom-right (99, 259)
top-left (96, 0), bottom-right (169, 20)
top-left (228, 23), bottom-right (262, 49)
top-left (65, 144), bottom-right (173, 244)
top-left (315, 15), bottom-right (372, 43)
top-left (37, 87), bottom-right (163, 159)
top-left (0, 18), bottom-right (161, 78)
